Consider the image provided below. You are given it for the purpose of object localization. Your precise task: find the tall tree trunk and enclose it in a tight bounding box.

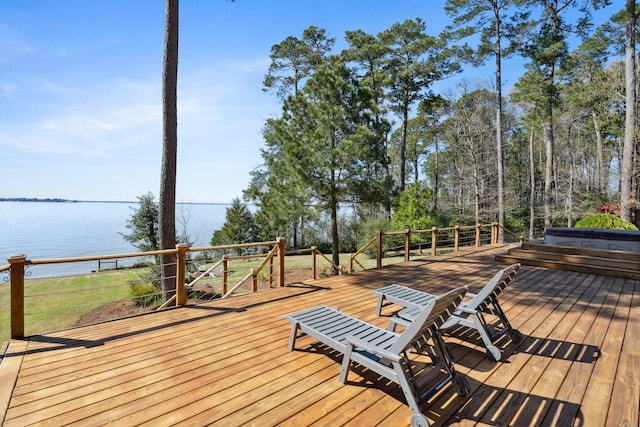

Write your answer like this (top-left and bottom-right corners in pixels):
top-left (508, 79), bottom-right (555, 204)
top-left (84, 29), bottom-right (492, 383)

top-left (330, 201), bottom-right (340, 275)
top-left (159, 0), bottom-right (179, 302)
top-left (592, 111), bottom-right (606, 193)
top-left (529, 129), bottom-right (536, 239)
top-left (494, 4), bottom-right (505, 242)
top-left (473, 153), bottom-right (480, 225)
top-left (434, 136), bottom-right (439, 213)
top-left (458, 164), bottom-right (464, 215)
top-left (330, 171), bottom-right (340, 275)
top-left (292, 221), bottom-right (298, 249)
top-left (543, 117), bottom-right (554, 229)
top-left (568, 161), bottom-right (574, 227)
top-left (621, 0), bottom-right (637, 222)
top-left (400, 104), bottom-right (409, 192)
top-left (567, 126), bottom-right (574, 226)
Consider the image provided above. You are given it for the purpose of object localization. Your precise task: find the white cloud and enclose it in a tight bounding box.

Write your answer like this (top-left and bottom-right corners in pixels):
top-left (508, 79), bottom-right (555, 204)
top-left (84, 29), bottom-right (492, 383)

top-left (0, 76), bottom-right (162, 155)
top-left (0, 48), bottom-right (277, 202)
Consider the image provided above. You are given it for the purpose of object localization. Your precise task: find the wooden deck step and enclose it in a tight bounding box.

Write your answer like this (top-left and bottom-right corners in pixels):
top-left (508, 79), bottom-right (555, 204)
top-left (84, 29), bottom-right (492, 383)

top-left (522, 241), bottom-right (640, 262)
top-left (495, 254), bottom-right (640, 279)
top-left (506, 249), bottom-right (640, 270)
top-left (495, 242), bottom-right (640, 280)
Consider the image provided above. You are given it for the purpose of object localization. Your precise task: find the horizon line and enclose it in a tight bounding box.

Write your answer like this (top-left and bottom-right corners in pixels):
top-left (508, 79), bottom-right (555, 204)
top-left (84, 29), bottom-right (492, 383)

top-left (0, 197), bottom-right (238, 206)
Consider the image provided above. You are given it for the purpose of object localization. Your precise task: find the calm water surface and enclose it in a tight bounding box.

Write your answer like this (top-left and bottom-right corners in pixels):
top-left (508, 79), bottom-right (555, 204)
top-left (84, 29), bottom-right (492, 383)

top-left (0, 201), bottom-right (227, 278)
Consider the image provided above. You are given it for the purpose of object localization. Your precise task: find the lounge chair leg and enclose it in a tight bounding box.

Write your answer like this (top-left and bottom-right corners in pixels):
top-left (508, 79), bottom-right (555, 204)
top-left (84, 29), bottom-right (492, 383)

top-left (452, 373), bottom-right (471, 396)
top-left (486, 345), bottom-right (501, 361)
top-left (339, 343), bottom-right (354, 383)
top-left (388, 317), bottom-right (400, 331)
top-left (410, 412), bottom-right (430, 427)
top-left (490, 300), bottom-right (522, 343)
top-left (473, 314), bottom-right (498, 359)
top-left (395, 361), bottom-right (423, 414)
top-left (288, 322), bottom-right (300, 351)
top-left (376, 295), bottom-right (385, 316)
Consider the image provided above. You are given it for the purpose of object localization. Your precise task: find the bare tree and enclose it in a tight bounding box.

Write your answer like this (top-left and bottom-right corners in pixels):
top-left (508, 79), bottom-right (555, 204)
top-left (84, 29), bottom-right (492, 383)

top-left (444, 0), bottom-right (529, 241)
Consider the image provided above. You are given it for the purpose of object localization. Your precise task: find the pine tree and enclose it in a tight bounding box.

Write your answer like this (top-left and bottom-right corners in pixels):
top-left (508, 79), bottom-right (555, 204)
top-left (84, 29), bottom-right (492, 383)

top-left (272, 57), bottom-right (381, 272)
top-left (121, 192), bottom-right (160, 255)
top-left (211, 198), bottom-right (259, 256)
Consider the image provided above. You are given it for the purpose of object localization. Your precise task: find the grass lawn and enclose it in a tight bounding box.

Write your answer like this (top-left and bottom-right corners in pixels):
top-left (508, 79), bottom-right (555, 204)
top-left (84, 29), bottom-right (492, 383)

top-left (0, 269), bottom-right (140, 344)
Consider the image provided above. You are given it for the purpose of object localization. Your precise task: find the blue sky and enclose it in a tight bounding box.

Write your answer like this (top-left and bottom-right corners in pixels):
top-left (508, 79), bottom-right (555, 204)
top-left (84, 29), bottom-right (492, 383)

top-left (0, 1), bottom-right (619, 203)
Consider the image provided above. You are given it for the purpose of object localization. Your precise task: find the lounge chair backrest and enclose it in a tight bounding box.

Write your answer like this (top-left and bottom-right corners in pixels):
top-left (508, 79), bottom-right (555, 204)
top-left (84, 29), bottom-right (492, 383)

top-left (466, 263), bottom-right (520, 312)
top-left (391, 285), bottom-right (467, 353)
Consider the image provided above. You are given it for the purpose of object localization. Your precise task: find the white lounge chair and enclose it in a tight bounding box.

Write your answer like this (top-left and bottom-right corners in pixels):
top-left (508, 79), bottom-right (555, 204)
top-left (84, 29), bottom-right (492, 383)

top-left (286, 286), bottom-right (470, 427)
top-left (373, 263), bottom-right (522, 361)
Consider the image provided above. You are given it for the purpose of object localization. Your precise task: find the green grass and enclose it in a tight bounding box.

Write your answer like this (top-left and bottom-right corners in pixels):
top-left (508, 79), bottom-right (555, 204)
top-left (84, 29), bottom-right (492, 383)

top-left (0, 252), bottom-right (408, 345)
top-left (0, 269), bottom-right (140, 343)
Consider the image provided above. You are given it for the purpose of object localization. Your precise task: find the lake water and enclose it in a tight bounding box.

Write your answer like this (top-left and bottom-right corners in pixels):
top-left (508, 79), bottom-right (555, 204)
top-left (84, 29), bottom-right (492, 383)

top-left (0, 201), bottom-right (228, 278)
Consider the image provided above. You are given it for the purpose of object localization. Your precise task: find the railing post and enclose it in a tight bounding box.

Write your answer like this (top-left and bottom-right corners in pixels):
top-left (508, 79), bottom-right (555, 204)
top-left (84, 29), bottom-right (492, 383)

top-left (269, 256), bottom-right (274, 288)
top-left (277, 237), bottom-right (285, 287)
top-left (376, 230), bottom-right (383, 269)
top-left (9, 254), bottom-right (26, 339)
top-left (404, 229), bottom-right (411, 262)
top-left (491, 222), bottom-right (498, 244)
top-left (222, 255), bottom-right (229, 295)
top-left (251, 268), bottom-right (258, 292)
top-left (312, 246), bottom-right (318, 279)
top-left (476, 224), bottom-right (482, 247)
top-left (454, 225), bottom-right (460, 251)
top-left (431, 227), bottom-right (438, 256)
top-left (175, 244), bottom-right (188, 306)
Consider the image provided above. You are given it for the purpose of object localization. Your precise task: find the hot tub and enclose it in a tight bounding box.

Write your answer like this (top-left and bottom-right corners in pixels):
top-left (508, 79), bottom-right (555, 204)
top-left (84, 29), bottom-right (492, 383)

top-left (544, 227), bottom-right (640, 252)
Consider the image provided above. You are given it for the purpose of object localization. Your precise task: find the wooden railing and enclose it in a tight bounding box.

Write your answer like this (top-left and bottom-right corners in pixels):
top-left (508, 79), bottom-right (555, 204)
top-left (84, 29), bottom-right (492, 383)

top-left (3, 238), bottom-right (287, 339)
top-left (348, 223), bottom-right (524, 272)
top-left (159, 238), bottom-right (287, 308)
top-left (2, 223), bottom-right (523, 339)
top-left (188, 238), bottom-right (286, 297)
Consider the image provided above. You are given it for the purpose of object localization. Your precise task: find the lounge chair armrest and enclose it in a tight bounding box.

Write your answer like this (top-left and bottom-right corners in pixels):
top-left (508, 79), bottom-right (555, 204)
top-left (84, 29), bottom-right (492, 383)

top-left (388, 316), bottom-right (411, 332)
top-left (346, 336), bottom-right (402, 362)
top-left (456, 306), bottom-right (478, 315)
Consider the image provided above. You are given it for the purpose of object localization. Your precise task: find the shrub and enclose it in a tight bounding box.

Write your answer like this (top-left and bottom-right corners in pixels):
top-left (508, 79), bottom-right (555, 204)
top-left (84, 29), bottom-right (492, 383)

top-left (354, 217), bottom-right (391, 259)
top-left (129, 266), bottom-right (162, 307)
top-left (129, 282), bottom-right (162, 307)
top-left (574, 214), bottom-right (638, 231)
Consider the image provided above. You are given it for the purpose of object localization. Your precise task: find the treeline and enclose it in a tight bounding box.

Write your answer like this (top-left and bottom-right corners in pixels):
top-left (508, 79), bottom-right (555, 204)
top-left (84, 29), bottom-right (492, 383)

top-left (0, 198), bottom-right (78, 203)
top-left (212, 1), bottom-right (638, 268)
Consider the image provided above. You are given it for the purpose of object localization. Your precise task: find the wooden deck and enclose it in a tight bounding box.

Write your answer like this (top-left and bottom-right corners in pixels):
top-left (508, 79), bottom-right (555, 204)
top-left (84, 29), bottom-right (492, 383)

top-left (0, 245), bottom-right (638, 426)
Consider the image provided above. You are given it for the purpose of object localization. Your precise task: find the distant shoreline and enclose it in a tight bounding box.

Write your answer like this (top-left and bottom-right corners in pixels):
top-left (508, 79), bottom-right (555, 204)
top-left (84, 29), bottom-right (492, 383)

top-left (0, 198), bottom-right (233, 205)
top-left (0, 197), bottom-right (80, 203)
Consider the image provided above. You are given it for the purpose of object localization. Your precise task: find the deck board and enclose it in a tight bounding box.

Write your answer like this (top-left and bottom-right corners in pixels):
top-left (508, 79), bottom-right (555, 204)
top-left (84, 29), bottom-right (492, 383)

top-left (1, 244), bottom-right (639, 426)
